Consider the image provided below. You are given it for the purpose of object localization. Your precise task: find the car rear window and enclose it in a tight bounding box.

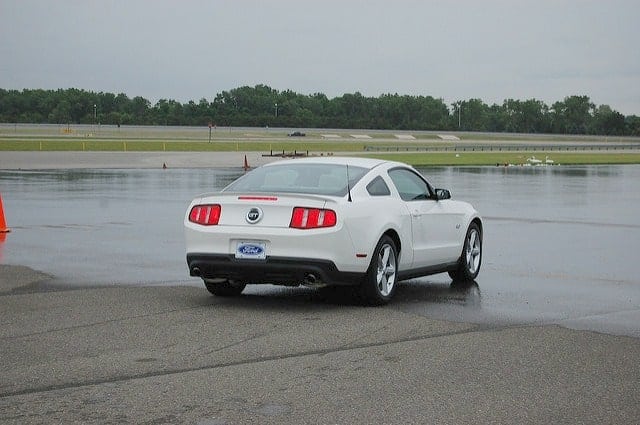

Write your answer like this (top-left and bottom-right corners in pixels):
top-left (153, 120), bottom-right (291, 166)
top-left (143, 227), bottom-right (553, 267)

top-left (224, 163), bottom-right (369, 196)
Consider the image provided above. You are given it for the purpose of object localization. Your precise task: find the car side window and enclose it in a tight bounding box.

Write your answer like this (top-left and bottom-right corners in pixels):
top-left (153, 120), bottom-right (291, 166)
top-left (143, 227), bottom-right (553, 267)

top-left (388, 168), bottom-right (432, 201)
top-left (366, 176), bottom-right (391, 196)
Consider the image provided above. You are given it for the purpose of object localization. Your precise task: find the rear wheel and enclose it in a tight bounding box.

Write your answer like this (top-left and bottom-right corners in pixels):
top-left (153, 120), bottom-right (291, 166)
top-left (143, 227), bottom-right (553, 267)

top-left (449, 222), bottom-right (482, 282)
top-left (203, 280), bottom-right (246, 296)
top-left (359, 235), bottom-right (398, 305)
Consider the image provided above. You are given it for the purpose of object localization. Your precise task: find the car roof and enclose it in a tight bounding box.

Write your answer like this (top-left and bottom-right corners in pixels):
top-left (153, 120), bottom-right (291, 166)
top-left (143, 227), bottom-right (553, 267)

top-left (262, 156), bottom-right (405, 170)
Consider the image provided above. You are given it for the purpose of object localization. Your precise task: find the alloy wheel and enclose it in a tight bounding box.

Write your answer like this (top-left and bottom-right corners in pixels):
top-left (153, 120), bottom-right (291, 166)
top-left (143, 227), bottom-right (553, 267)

top-left (465, 228), bottom-right (481, 275)
top-left (376, 243), bottom-right (397, 296)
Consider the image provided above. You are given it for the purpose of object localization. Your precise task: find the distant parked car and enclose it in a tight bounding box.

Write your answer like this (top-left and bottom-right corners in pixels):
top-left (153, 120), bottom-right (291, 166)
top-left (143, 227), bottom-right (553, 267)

top-left (184, 157), bottom-right (482, 304)
top-left (288, 131), bottom-right (306, 137)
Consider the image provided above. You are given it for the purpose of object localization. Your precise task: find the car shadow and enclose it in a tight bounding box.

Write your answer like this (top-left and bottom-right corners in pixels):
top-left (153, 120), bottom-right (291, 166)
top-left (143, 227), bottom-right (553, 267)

top-left (188, 279), bottom-right (481, 310)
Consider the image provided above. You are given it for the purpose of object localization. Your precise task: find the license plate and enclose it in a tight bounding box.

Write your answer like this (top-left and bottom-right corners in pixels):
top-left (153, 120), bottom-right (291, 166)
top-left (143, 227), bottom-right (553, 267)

top-left (235, 241), bottom-right (267, 260)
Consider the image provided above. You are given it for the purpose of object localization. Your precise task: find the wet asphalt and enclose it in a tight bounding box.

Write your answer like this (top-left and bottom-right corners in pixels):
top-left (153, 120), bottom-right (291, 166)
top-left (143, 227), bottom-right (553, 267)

top-left (1, 164), bottom-right (638, 338)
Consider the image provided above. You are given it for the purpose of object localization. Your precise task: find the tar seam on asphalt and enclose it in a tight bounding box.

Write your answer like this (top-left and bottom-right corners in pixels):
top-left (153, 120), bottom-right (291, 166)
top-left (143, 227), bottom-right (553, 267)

top-left (0, 323), bottom-right (514, 399)
top-left (0, 301), bottom-right (215, 341)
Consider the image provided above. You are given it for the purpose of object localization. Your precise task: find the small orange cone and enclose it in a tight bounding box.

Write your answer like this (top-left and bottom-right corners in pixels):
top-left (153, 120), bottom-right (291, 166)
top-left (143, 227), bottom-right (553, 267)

top-left (243, 155), bottom-right (250, 171)
top-left (0, 194), bottom-right (10, 233)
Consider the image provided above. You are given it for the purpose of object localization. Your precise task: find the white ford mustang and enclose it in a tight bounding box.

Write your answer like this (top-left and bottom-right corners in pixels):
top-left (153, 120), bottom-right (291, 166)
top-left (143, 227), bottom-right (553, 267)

top-left (185, 157), bottom-right (482, 304)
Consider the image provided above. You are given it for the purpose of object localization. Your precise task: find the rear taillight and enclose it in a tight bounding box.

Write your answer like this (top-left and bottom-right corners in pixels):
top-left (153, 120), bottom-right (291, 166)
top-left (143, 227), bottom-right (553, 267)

top-left (290, 207), bottom-right (337, 229)
top-left (189, 204), bottom-right (221, 225)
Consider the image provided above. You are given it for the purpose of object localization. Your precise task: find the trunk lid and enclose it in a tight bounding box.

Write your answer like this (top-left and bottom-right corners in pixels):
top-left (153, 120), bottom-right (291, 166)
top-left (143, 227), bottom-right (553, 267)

top-left (193, 193), bottom-right (340, 228)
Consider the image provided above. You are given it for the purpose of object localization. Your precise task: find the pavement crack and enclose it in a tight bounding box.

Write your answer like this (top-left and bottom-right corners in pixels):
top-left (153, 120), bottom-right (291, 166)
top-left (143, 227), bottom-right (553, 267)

top-left (554, 306), bottom-right (640, 322)
top-left (328, 324), bottom-right (390, 354)
top-left (484, 215), bottom-right (640, 229)
top-left (203, 332), bottom-right (267, 356)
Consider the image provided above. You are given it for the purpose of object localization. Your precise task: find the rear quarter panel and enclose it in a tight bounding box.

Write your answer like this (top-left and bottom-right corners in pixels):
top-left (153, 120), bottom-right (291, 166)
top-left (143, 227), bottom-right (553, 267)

top-left (341, 197), bottom-right (414, 270)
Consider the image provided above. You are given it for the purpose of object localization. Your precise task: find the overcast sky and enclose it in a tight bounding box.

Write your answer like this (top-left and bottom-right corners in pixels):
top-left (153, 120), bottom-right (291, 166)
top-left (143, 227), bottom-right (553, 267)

top-left (1, 0), bottom-right (639, 115)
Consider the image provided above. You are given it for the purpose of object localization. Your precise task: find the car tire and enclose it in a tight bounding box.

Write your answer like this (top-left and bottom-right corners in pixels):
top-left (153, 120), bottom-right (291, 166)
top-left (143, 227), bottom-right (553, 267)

top-left (449, 222), bottom-right (482, 282)
top-left (359, 235), bottom-right (398, 305)
top-left (203, 280), bottom-right (246, 296)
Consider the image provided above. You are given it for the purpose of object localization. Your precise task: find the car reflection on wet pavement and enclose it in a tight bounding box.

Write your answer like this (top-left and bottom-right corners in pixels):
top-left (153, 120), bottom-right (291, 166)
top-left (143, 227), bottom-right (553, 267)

top-left (0, 165), bottom-right (639, 338)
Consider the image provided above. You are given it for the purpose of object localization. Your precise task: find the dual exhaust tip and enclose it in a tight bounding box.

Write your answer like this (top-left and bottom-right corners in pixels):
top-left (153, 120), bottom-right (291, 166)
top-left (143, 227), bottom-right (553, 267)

top-left (191, 267), bottom-right (322, 287)
top-left (303, 273), bottom-right (318, 285)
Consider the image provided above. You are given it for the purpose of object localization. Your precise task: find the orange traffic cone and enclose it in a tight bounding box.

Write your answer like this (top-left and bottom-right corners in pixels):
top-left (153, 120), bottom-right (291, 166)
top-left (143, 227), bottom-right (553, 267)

top-left (0, 194), bottom-right (10, 233)
top-left (243, 155), bottom-right (250, 171)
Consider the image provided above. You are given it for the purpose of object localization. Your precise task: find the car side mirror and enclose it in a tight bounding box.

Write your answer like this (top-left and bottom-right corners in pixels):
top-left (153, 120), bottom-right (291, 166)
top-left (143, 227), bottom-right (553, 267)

top-left (434, 188), bottom-right (451, 200)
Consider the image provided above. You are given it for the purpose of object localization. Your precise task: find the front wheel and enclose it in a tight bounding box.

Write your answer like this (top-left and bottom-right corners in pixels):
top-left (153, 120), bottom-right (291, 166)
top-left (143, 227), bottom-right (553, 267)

top-left (449, 222), bottom-right (482, 282)
top-left (359, 235), bottom-right (399, 305)
top-left (204, 280), bottom-right (246, 296)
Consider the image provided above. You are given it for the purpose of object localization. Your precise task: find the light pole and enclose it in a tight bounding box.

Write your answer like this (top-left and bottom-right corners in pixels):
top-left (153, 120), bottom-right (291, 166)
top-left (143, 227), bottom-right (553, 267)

top-left (458, 103), bottom-right (462, 129)
top-left (275, 103), bottom-right (278, 118)
top-left (93, 104), bottom-right (97, 134)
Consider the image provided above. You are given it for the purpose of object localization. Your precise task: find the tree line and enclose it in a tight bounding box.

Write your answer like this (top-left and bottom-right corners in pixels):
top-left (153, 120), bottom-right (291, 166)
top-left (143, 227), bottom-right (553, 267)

top-left (1, 85), bottom-right (638, 136)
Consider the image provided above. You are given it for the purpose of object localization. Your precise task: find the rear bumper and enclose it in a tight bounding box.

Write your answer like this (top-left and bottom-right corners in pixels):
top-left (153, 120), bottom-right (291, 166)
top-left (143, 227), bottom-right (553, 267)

top-left (187, 253), bottom-right (364, 286)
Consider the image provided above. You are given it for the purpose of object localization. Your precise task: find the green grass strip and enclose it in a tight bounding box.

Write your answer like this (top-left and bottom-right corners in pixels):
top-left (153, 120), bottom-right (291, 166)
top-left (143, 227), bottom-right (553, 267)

top-left (2, 139), bottom-right (640, 165)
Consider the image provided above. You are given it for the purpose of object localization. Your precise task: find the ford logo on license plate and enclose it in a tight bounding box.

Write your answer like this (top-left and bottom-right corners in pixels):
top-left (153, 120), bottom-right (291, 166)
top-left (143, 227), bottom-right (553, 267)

top-left (236, 241), bottom-right (266, 259)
